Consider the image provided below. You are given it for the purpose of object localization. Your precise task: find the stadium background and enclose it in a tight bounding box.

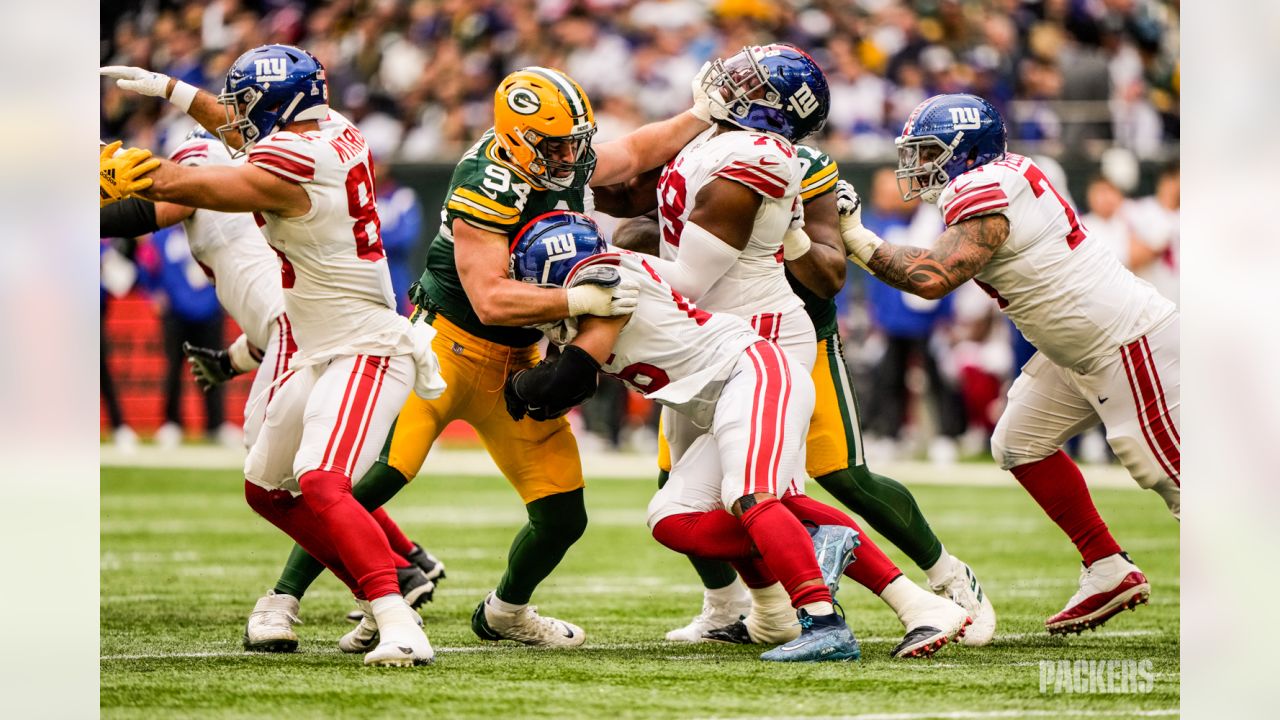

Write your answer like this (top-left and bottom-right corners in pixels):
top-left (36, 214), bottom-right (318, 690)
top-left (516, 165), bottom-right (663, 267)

top-left (99, 0), bottom-right (1179, 462)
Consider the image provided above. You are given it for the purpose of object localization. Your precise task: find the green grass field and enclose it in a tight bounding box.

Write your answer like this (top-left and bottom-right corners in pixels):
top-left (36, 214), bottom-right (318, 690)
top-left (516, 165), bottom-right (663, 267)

top-left (101, 465), bottom-right (1179, 719)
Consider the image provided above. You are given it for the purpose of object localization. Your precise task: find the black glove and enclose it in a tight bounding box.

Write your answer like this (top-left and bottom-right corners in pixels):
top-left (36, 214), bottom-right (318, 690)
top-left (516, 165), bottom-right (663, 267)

top-left (183, 342), bottom-right (241, 392)
top-left (504, 370), bottom-right (531, 421)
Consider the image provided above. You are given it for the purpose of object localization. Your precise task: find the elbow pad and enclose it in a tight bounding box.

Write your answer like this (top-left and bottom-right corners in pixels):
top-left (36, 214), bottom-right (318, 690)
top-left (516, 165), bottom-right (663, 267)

top-left (507, 345), bottom-right (600, 421)
top-left (101, 197), bottom-right (160, 238)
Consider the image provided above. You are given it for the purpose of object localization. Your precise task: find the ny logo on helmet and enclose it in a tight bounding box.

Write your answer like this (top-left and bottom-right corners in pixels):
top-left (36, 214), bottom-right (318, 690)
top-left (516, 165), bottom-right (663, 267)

top-left (786, 83), bottom-right (820, 119)
top-left (254, 58), bottom-right (288, 82)
top-left (948, 107), bottom-right (982, 130)
top-left (540, 234), bottom-right (577, 283)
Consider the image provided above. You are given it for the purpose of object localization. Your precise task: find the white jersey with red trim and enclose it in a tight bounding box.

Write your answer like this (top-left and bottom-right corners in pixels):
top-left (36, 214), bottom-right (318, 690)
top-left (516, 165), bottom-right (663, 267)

top-left (247, 110), bottom-right (410, 361)
top-left (168, 136), bottom-right (282, 350)
top-left (656, 125), bottom-right (804, 319)
top-left (939, 153), bottom-right (1176, 371)
top-left (565, 251), bottom-right (760, 427)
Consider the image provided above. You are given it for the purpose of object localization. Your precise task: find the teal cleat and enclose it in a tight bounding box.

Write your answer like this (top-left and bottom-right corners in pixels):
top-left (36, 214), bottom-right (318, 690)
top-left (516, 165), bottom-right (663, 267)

top-left (760, 610), bottom-right (861, 662)
top-left (809, 525), bottom-right (859, 599)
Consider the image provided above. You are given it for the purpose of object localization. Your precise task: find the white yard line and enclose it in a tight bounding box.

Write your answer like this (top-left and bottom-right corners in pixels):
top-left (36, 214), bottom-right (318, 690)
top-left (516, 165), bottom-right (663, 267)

top-left (101, 445), bottom-right (1141, 489)
top-left (703, 712), bottom-right (1179, 720)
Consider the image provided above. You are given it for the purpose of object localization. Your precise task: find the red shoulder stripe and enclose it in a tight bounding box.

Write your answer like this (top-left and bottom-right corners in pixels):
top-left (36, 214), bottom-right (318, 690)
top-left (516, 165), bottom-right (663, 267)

top-left (715, 162), bottom-right (787, 199)
top-left (249, 151), bottom-right (315, 183)
top-left (945, 188), bottom-right (1008, 225)
top-left (170, 143), bottom-right (209, 164)
top-left (251, 143), bottom-right (316, 167)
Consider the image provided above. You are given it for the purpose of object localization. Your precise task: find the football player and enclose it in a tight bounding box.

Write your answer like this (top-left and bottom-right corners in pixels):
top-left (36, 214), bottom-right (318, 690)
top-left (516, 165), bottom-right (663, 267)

top-left (507, 211), bottom-right (862, 662)
top-left (596, 44), bottom-right (970, 658)
top-left (608, 141), bottom-right (998, 651)
top-left (831, 93), bottom-right (1179, 634)
top-left (102, 45), bottom-right (452, 666)
top-left (269, 65), bottom-right (714, 649)
top-left (99, 140), bottom-right (158, 207)
top-left (99, 127), bottom-right (446, 654)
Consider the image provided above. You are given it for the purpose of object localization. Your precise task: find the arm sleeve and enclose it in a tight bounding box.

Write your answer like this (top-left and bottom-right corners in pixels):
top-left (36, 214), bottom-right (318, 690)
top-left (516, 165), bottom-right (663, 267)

top-left (510, 344), bottom-right (601, 414)
top-left (640, 221), bottom-right (742, 301)
top-left (100, 197), bottom-right (159, 238)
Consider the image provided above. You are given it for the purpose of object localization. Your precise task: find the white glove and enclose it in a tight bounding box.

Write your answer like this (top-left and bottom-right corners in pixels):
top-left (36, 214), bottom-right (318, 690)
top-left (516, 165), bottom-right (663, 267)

top-left (690, 61), bottom-right (727, 124)
top-left (782, 227), bottom-right (812, 261)
top-left (835, 179), bottom-right (883, 274)
top-left (566, 276), bottom-right (640, 317)
top-left (100, 65), bottom-right (198, 112)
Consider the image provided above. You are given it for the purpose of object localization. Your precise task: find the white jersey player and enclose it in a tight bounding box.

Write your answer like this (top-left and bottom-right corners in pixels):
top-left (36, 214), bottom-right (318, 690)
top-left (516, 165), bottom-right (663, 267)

top-left (835, 93), bottom-right (1179, 635)
top-left (102, 44), bottom-right (445, 666)
top-left (505, 212), bottom-right (862, 663)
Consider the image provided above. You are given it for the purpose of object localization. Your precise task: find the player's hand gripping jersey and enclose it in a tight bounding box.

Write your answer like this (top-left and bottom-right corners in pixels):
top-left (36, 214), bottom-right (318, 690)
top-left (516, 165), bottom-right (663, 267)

top-left (656, 126), bottom-right (804, 319)
top-left (168, 134), bottom-right (284, 350)
top-left (247, 110), bottom-right (411, 361)
top-left (560, 251), bottom-right (760, 427)
top-left (941, 153), bottom-right (1176, 371)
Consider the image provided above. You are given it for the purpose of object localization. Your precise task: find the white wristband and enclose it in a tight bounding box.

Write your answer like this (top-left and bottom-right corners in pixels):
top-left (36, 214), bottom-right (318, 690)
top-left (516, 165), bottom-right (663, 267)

top-left (228, 333), bottom-right (262, 373)
top-left (168, 81), bottom-right (199, 113)
top-left (782, 227), bottom-right (813, 261)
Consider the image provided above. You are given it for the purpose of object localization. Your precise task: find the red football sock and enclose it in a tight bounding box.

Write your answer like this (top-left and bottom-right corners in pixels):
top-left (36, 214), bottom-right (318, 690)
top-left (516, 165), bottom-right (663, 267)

top-left (651, 511), bottom-right (757, 561)
top-left (244, 480), bottom-right (361, 595)
top-left (780, 494), bottom-right (902, 595)
top-left (731, 556), bottom-right (777, 589)
top-left (740, 498), bottom-right (830, 608)
top-left (371, 507), bottom-right (416, 561)
top-left (1012, 450), bottom-right (1123, 566)
top-left (297, 469), bottom-right (400, 600)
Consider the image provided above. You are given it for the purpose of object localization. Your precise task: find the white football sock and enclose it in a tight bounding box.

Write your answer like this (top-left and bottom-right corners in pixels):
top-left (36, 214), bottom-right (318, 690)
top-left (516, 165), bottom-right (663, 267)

top-left (879, 575), bottom-right (929, 621)
top-left (924, 547), bottom-right (955, 587)
top-left (488, 593), bottom-right (526, 615)
top-left (800, 601), bottom-right (835, 617)
top-left (706, 577), bottom-right (749, 605)
top-left (369, 594), bottom-right (417, 635)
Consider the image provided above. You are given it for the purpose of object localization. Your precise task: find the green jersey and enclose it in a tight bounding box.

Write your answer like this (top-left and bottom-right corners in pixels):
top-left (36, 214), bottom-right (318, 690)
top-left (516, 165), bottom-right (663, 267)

top-left (786, 144), bottom-right (842, 339)
top-left (413, 129), bottom-right (587, 347)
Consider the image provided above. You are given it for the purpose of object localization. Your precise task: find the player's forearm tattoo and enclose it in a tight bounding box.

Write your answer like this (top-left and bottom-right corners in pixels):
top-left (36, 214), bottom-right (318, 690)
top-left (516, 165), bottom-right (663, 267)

top-left (867, 214), bottom-right (1010, 299)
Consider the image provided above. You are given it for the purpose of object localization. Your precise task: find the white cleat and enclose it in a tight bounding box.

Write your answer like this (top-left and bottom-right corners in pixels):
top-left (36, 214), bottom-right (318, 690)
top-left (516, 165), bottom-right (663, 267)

top-left (886, 577), bottom-right (971, 658)
top-left (1046, 552), bottom-right (1150, 635)
top-left (363, 595), bottom-right (433, 667)
top-left (929, 554), bottom-right (997, 646)
top-left (243, 591), bottom-right (301, 653)
top-left (472, 592), bottom-right (585, 648)
top-left (665, 587), bottom-right (751, 643)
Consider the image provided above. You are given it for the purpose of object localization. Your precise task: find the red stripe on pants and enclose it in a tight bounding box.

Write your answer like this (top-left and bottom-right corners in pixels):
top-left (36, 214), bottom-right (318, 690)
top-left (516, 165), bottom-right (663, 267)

top-left (1120, 342), bottom-right (1179, 482)
top-left (1140, 336), bottom-right (1180, 444)
top-left (744, 342), bottom-right (788, 498)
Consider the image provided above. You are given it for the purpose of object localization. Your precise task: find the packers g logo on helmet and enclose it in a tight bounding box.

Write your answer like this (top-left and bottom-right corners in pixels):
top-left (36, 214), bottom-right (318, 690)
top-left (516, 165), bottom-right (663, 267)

top-left (506, 87), bottom-right (541, 115)
top-left (493, 67), bottom-right (597, 191)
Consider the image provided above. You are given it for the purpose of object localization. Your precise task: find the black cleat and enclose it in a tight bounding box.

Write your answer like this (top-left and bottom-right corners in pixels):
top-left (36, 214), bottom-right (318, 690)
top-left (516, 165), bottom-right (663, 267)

top-left (701, 620), bottom-right (756, 644)
top-left (405, 543), bottom-right (446, 583)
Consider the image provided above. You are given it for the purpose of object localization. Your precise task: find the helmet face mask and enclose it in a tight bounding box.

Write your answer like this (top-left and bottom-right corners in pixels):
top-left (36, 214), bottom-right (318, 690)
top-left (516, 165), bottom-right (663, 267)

top-left (705, 48), bottom-right (784, 120)
top-left (527, 126), bottom-right (597, 191)
top-left (895, 133), bottom-right (960, 203)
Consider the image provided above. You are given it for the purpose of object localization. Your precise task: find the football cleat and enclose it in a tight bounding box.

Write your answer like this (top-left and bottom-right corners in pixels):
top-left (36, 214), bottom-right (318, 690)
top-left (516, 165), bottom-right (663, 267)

top-left (243, 591), bottom-right (301, 653)
top-left (808, 524), bottom-right (859, 599)
top-left (405, 543), bottom-right (446, 583)
top-left (399, 565), bottom-right (436, 610)
top-left (929, 554), bottom-right (997, 646)
top-left (341, 599), bottom-right (425, 654)
top-left (760, 609), bottom-right (860, 663)
top-left (702, 620), bottom-right (755, 644)
top-left (471, 592), bottom-right (585, 648)
top-left (892, 584), bottom-right (971, 658)
top-left (1046, 552), bottom-right (1150, 635)
top-left (363, 596), bottom-right (433, 667)
top-left (665, 587), bottom-right (751, 643)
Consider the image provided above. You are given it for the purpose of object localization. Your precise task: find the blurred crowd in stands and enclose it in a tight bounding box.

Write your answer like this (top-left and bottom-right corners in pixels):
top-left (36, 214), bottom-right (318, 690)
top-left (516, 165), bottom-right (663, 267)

top-left (100, 0), bottom-right (1179, 464)
top-left (102, 0), bottom-right (1179, 160)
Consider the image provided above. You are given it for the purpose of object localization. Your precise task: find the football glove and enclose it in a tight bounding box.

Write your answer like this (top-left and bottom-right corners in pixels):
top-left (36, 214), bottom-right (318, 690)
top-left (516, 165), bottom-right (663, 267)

top-left (100, 141), bottom-right (160, 208)
top-left (690, 61), bottom-right (727, 124)
top-left (100, 65), bottom-right (198, 111)
top-left (566, 275), bottom-right (639, 318)
top-left (835, 179), bottom-right (883, 275)
top-left (183, 335), bottom-right (261, 392)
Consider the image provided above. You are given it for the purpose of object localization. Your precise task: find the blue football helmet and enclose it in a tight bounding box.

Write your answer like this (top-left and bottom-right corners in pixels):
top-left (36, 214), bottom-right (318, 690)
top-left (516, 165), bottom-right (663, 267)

top-left (510, 211), bottom-right (607, 287)
top-left (895, 94), bottom-right (1007, 203)
top-left (703, 44), bottom-right (830, 143)
top-left (216, 44), bottom-right (329, 157)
